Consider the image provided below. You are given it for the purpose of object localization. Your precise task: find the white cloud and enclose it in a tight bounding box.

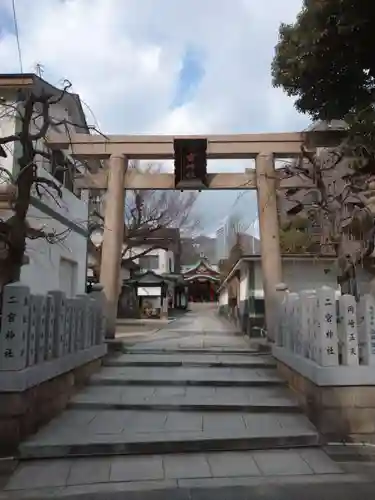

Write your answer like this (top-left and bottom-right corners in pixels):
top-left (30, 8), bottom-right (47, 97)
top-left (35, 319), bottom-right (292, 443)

top-left (0, 0), bottom-right (308, 232)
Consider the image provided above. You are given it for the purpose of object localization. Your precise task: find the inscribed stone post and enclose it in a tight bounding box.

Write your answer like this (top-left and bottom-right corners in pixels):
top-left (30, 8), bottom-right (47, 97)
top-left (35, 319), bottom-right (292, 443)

top-left (88, 286), bottom-right (106, 345)
top-left (75, 298), bottom-right (84, 350)
top-left (0, 282), bottom-right (30, 370)
top-left (27, 295), bottom-right (38, 366)
top-left (315, 287), bottom-right (339, 366)
top-left (339, 294), bottom-right (359, 366)
top-left (275, 283), bottom-right (289, 347)
top-left (34, 295), bottom-right (47, 363)
top-left (357, 294), bottom-right (375, 365)
top-left (287, 293), bottom-right (299, 352)
top-left (48, 291), bottom-right (66, 358)
top-left (294, 295), bottom-right (302, 355)
top-left (64, 298), bottom-right (72, 354)
top-left (278, 295), bottom-right (288, 348)
top-left (45, 295), bottom-right (55, 360)
top-left (309, 294), bottom-right (318, 362)
top-left (300, 290), bottom-right (316, 359)
top-left (77, 295), bottom-right (90, 348)
top-left (89, 298), bottom-right (97, 346)
top-left (283, 294), bottom-right (293, 350)
top-left (69, 300), bottom-right (77, 353)
top-left (92, 299), bottom-right (102, 345)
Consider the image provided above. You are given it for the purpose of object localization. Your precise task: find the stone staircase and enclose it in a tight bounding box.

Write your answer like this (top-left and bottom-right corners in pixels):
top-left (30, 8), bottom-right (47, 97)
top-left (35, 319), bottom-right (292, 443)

top-left (3, 313), bottom-right (353, 497)
top-left (17, 347), bottom-right (320, 459)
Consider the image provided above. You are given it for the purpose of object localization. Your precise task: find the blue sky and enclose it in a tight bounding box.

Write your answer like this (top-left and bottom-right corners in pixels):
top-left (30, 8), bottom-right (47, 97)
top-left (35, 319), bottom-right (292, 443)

top-left (172, 47), bottom-right (205, 108)
top-left (0, 0), bottom-right (310, 236)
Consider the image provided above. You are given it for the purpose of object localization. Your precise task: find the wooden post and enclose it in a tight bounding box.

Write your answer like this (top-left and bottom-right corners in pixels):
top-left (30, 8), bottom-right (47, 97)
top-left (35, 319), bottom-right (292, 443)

top-left (256, 153), bottom-right (282, 342)
top-left (100, 154), bottom-right (127, 339)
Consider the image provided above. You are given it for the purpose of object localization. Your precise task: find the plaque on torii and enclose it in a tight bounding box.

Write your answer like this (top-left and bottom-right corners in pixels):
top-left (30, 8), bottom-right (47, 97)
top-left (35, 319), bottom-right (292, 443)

top-left (174, 138), bottom-right (208, 190)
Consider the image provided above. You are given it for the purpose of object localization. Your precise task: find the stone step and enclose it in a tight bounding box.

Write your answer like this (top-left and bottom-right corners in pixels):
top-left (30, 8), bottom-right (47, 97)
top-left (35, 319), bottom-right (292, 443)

top-left (18, 410), bottom-right (320, 459)
top-left (126, 348), bottom-right (260, 354)
top-left (89, 366), bottom-right (285, 388)
top-left (68, 385), bottom-right (301, 413)
top-left (5, 448), bottom-right (347, 495)
top-left (104, 353), bottom-right (276, 369)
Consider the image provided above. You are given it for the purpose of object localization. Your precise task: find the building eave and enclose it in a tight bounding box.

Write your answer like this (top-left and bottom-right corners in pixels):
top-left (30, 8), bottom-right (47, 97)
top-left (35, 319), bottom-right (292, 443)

top-left (218, 253), bottom-right (338, 293)
top-left (184, 274), bottom-right (220, 282)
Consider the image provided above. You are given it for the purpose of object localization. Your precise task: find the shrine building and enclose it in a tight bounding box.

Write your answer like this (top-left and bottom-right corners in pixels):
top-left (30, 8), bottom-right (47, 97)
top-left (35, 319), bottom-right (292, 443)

top-left (182, 255), bottom-right (221, 303)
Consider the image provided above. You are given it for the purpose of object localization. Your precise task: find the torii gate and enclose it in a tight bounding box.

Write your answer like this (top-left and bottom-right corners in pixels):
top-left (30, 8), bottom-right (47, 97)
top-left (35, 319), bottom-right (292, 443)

top-left (48, 130), bottom-right (340, 340)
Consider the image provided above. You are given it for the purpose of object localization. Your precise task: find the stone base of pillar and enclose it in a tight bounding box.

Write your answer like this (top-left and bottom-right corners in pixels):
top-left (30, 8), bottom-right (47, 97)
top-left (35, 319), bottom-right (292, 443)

top-left (160, 298), bottom-right (168, 320)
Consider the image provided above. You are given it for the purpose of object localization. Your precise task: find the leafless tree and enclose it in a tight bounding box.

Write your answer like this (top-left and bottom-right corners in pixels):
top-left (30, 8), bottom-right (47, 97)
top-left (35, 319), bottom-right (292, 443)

top-left (89, 162), bottom-right (200, 279)
top-left (0, 79), bottom-right (108, 294)
top-left (281, 140), bottom-right (375, 297)
top-left (0, 81), bottom-right (74, 288)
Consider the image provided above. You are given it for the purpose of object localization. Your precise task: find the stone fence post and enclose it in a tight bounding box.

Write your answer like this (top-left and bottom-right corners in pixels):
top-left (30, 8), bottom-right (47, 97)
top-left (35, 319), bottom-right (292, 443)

top-left (339, 294), bottom-right (359, 366)
top-left (316, 286), bottom-right (339, 366)
top-left (0, 282), bottom-right (106, 372)
top-left (275, 283), bottom-right (288, 347)
top-left (357, 294), bottom-right (375, 365)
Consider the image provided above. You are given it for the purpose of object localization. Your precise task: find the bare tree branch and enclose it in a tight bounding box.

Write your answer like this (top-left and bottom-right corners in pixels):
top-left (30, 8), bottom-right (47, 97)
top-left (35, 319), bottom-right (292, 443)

top-left (88, 161), bottom-right (201, 278)
top-left (0, 79), bottom-right (85, 289)
top-left (280, 139), bottom-right (375, 298)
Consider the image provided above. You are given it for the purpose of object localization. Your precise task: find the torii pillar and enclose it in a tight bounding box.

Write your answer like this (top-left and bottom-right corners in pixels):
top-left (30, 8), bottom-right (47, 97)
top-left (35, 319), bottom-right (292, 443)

top-left (256, 153), bottom-right (282, 342)
top-left (100, 154), bottom-right (128, 339)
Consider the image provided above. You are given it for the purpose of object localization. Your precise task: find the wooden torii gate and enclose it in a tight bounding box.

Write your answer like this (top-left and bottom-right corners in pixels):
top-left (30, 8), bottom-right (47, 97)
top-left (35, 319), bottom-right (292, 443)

top-left (48, 130), bottom-right (340, 340)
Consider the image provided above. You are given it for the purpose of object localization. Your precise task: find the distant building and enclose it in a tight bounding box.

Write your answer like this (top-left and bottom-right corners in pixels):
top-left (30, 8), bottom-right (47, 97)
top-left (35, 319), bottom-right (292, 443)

top-left (215, 214), bottom-right (241, 260)
top-left (216, 214), bottom-right (260, 261)
top-left (215, 226), bottom-right (226, 261)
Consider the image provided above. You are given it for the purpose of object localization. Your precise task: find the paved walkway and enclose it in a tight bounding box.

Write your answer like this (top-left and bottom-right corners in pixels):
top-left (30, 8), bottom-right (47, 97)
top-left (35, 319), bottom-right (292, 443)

top-left (2, 309), bottom-right (366, 499)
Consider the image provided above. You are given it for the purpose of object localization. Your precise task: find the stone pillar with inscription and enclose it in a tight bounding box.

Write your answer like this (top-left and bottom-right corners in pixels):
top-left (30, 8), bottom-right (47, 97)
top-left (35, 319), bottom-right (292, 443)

top-left (287, 293), bottom-right (299, 352)
top-left (64, 298), bottom-right (73, 355)
top-left (88, 283), bottom-right (106, 345)
top-left (27, 295), bottom-right (38, 366)
top-left (316, 286), bottom-right (339, 366)
top-left (48, 291), bottom-right (66, 359)
top-left (275, 283), bottom-right (288, 347)
top-left (161, 296), bottom-right (168, 320)
top-left (77, 295), bottom-right (91, 348)
top-left (357, 294), bottom-right (375, 365)
top-left (339, 294), bottom-right (359, 366)
top-left (45, 295), bottom-right (55, 360)
top-left (300, 290), bottom-right (315, 359)
top-left (34, 295), bottom-right (47, 363)
top-left (75, 297), bottom-right (84, 350)
top-left (307, 291), bottom-right (317, 360)
top-left (0, 283), bottom-right (30, 370)
top-left (69, 299), bottom-right (77, 353)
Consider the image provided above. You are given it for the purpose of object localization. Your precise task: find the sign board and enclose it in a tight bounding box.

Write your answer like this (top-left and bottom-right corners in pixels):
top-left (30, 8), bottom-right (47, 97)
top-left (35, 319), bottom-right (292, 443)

top-left (174, 138), bottom-right (207, 189)
top-left (137, 286), bottom-right (162, 297)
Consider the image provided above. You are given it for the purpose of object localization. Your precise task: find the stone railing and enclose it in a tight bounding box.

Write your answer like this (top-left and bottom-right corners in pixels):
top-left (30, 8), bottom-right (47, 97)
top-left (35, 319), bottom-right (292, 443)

top-left (273, 285), bottom-right (375, 442)
top-left (0, 282), bottom-right (107, 450)
top-left (277, 286), bottom-right (375, 367)
top-left (0, 282), bottom-right (106, 373)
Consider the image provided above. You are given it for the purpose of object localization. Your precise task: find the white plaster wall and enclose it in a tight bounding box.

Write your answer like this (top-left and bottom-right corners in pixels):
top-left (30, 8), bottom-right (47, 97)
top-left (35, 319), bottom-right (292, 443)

top-left (20, 170), bottom-right (88, 295)
top-left (0, 102), bottom-right (16, 176)
top-left (239, 264), bottom-right (249, 301)
top-left (124, 247), bottom-right (174, 274)
top-left (253, 259), bottom-right (340, 298)
top-left (219, 288), bottom-right (228, 306)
